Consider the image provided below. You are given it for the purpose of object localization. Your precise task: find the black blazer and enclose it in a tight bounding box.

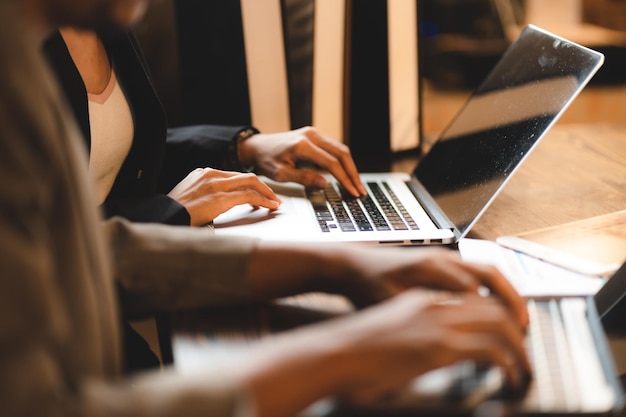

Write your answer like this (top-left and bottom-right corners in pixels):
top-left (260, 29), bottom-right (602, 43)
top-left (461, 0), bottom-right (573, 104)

top-left (43, 30), bottom-right (250, 225)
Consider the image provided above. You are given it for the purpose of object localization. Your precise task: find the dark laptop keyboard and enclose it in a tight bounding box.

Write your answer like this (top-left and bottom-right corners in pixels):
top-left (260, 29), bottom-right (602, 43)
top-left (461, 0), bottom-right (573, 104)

top-left (306, 182), bottom-right (420, 233)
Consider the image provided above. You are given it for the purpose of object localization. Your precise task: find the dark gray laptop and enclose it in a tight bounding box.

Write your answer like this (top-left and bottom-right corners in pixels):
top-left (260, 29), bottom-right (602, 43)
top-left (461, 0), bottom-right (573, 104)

top-left (213, 25), bottom-right (604, 245)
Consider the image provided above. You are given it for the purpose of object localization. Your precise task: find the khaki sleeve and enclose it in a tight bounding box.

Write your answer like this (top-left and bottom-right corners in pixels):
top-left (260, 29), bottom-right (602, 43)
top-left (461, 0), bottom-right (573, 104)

top-left (105, 218), bottom-right (261, 315)
top-left (83, 366), bottom-right (254, 417)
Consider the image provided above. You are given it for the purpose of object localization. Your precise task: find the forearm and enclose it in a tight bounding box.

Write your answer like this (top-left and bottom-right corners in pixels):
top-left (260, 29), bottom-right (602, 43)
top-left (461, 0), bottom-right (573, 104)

top-left (82, 366), bottom-right (248, 417)
top-left (236, 318), bottom-right (363, 417)
top-left (245, 241), bottom-right (359, 300)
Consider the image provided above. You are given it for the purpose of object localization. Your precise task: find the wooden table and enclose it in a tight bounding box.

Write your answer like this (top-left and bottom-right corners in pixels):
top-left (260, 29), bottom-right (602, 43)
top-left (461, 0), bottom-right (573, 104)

top-left (464, 123), bottom-right (626, 240)
top-left (391, 123), bottom-right (626, 240)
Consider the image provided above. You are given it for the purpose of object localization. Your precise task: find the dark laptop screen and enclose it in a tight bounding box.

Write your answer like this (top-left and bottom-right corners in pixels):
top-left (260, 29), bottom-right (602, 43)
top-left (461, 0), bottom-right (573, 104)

top-left (415, 25), bottom-right (604, 237)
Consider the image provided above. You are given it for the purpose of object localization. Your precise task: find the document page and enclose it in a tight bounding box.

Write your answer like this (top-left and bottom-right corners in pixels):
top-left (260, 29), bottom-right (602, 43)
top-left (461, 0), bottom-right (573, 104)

top-left (496, 210), bottom-right (626, 278)
top-left (459, 238), bottom-right (605, 297)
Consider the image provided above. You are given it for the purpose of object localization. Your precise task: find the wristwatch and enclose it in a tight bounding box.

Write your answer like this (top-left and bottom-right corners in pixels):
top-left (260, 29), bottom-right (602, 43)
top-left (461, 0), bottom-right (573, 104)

top-left (226, 127), bottom-right (258, 173)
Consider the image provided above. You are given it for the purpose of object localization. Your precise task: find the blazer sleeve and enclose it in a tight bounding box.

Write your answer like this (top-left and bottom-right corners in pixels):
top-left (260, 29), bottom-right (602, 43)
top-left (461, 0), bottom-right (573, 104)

top-left (158, 124), bottom-right (253, 193)
top-left (102, 194), bottom-right (190, 226)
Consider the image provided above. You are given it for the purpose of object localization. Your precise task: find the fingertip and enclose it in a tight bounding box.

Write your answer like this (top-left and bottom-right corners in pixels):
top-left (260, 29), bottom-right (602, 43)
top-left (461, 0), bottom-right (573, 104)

top-left (263, 200), bottom-right (281, 210)
top-left (266, 190), bottom-right (282, 204)
top-left (314, 177), bottom-right (327, 189)
top-left (340, 181), bottom-right (359, 197)
top-left (520, 308), bottom-right (530, 330)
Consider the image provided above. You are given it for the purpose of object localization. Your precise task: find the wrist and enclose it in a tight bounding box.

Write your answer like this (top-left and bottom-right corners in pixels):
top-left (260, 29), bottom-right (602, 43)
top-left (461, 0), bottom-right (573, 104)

top-left (226, 128), bottom-right (257, 172)
top-left (247, 242), bottom-right (352, 298)
top-left (315, 245), bottom-right (364, 295)
top-left (242, 322), bottom-right (364, 416)
top-left (237, 129), bottom-right (257, 170)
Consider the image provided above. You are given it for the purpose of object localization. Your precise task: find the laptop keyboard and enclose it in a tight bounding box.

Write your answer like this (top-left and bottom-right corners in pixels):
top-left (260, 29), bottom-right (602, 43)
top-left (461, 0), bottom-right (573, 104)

top-left (373, 297), bottom-right (613, 414)
top-left (306, 182), bottom-right (420, 233)
top-left (450, 298), bottom-right (607, 412)
top-left (522, 299), bottom-right (577, 410)
top-left (522, 297), bottom-right (614, 413)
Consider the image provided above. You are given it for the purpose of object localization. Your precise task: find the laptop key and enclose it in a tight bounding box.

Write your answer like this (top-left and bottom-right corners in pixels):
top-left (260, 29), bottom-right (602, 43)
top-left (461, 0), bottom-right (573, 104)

top-left (382, 182), bottom-right (420, 230)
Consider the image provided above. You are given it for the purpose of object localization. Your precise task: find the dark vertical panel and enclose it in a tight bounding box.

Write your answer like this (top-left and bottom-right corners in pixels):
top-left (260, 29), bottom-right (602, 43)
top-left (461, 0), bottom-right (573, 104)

top-left (348, 0), bottom-right (392, 172)
top-left (281, 0), bottom-right (315, 129)
top-left (174, 0), bottom-right (251, 126)
top-left (135, 0), bottom-right (184, 127)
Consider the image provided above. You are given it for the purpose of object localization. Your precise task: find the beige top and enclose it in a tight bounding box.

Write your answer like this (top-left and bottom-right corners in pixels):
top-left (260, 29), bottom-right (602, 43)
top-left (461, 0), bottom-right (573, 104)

top-left (88, 70), bottom-right (133, 204)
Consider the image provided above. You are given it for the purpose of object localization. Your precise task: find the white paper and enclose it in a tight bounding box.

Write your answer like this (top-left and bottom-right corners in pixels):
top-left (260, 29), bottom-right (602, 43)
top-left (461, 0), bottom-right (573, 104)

top-left (458, 238), bottom-right (605, 297)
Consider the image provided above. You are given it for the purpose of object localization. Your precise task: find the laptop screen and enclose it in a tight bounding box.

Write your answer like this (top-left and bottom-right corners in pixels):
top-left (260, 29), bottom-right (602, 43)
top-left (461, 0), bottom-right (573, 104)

top-left (414, 25), bottom-right (604, 238)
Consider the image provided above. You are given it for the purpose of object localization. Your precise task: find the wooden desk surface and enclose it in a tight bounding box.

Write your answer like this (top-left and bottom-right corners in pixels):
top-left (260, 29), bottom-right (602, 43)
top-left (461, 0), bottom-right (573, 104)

top-left (465, 123), bottom-right (626, 240)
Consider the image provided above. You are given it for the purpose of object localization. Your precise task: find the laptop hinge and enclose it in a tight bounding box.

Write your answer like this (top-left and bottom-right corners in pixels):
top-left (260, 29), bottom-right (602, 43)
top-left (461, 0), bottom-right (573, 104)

top-left (405, 179), bottom-right (459, 239)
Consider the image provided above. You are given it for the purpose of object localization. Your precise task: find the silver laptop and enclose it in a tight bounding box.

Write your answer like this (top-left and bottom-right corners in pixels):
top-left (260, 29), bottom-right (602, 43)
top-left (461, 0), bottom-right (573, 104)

top-left (170, 296), bottom-right (624, 417)
top-left (328, 296), bottom-right (624, 417)
top-left (213, 25), bottom-right (604, 245)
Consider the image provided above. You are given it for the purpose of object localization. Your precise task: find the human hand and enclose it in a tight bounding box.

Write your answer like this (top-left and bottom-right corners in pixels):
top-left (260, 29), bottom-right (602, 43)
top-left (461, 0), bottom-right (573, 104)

top-left (237, 126), bottom-right (367, 197)
top-left (167, 168), bottom-right (282, 226)
top-left (324, 246), bottom-right (529, 329)
top-left (242, 289), bottom-right (531, 417)
top-left (329, 290), bottom-right (531, 404)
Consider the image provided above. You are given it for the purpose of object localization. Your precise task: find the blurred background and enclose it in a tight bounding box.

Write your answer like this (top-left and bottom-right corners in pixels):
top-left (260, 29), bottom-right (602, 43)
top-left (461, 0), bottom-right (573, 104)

top-left (135, 0), bottom-right (626, 148)
top-left (419, 0), bottom-right (626, 141)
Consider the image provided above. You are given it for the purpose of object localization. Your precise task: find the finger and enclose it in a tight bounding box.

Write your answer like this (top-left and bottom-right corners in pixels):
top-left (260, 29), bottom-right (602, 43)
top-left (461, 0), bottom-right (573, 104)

top-left (461, 263), bottom-right (529, 329)
top-left (449, 332), bottom-right (528, 390)
top-left (188, 167), bottom-right (239, 184)
top-left (271, 163), bottom-right (329, 190)
top-left (212, 190), bottom-right (283, 213)
top-left (290, 135), bottom-right (362, 197)
top-left (290, 140), bottom-right (352, 191)
top-left (450, 297), bottom-right (531, 374)
top-left (440, 301), bottom-right (531, 390)
top-left (304, 128), bottom-right (366, 195)
top-left (212, 173), bottom-right (282, 205)
top-left (199, 167), bottom-right (246, 179)
top-left (422, 255), bottom-right (528, 329)
top-left (197, 192), bottom-right (281, 224)
top-left (388, 248), bottom-right (475, 292)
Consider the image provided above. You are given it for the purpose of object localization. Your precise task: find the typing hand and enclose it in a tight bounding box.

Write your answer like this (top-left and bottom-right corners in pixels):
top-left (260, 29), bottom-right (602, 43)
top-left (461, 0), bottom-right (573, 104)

top-left (333, 246), bottom-right (529, 330)
top-left (167, 167), bottom-right (282, 226)
top-left (237, 126), bottom-right (367, 197)
top-left (329, 291), bottom-right (532, 405)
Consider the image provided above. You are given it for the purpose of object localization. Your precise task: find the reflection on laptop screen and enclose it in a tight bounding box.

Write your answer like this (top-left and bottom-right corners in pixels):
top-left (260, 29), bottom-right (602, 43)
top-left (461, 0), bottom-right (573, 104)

top-left (415, 25), bottom-right (604, 237)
